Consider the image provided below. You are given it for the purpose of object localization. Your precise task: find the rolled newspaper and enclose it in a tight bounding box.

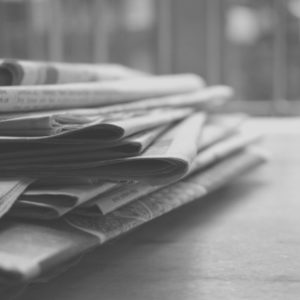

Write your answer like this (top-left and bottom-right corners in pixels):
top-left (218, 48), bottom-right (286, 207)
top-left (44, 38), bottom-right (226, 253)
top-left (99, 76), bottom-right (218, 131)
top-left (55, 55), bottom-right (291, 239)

top-left (0, 59), bottom-right (145, 86)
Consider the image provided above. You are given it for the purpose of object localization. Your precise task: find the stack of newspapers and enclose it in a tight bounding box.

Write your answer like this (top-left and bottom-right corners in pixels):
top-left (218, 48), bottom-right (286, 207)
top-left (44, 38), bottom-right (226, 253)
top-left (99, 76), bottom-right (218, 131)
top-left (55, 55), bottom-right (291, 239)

top-left (0, 59), bottom-right (266, 286)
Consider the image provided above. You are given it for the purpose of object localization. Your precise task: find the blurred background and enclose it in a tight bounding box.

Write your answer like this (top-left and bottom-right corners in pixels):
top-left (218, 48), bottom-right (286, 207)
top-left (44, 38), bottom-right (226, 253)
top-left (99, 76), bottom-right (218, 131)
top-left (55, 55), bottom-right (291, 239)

top-left (0, 0), bottom-right (300, 115)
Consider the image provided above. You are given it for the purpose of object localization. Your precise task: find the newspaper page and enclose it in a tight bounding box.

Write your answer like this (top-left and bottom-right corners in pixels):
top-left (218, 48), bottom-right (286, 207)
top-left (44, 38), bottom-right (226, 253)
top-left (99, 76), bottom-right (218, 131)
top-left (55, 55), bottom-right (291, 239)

top-left (73, 182), bottom-right (162, 216)
top-left (0, 85), bottom-right (230, 124)
top-left (0, 113), bottom-right (206, 183)
top-left (0, 126), bottom-right (168, 163)
top-left (0, 59), bottom-right (145, 86)
top-left (0, 177), bottom-right (35, 218)
top-left (190, 131), bottom-right (262, 173)
top-left (22, 181), bottom-right (117, 207)
top-left (199, 113), bottom-right (247, 149)
top-left (57, 85), bottom-right (233, 116)
top-left (65, 149), bottom-right (266, 243)
top-left (11, 181), bottom-right (117, 219)
top-left (9, 123), bottom-right (260, 219)
top-left (0, 107), bottom-right (190, 140)
top-left (0, 149), bottom-right (266, 285)
top-left (9, 201), bottom-right (69, 220)
top-left (79, 129), bottom-right (261, 215)
top-left (0, 74), bottom-right (204, 112)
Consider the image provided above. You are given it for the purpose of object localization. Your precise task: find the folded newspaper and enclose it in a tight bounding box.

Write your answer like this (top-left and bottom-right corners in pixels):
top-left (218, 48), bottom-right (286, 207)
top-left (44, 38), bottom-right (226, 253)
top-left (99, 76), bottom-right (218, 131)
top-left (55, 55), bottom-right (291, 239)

top-left (0, 73), bottom-right (204, 112)
top-left (0, 61), bottom-right (267, 288)
top-left (0, 113), bottom-right (206, 184)
top-left (0, 148), bottom-right (266, 284)
top-left (9, 127), bottom-right (261, 219)
top-left (0, 108), bottom-right (189, 139)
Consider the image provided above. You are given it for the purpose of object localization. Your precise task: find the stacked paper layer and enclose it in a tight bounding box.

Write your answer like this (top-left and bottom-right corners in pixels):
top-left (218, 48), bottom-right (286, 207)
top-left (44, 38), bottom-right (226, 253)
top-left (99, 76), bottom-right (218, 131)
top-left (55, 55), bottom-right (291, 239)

top-left (0, 59), bottom-right (267, 285)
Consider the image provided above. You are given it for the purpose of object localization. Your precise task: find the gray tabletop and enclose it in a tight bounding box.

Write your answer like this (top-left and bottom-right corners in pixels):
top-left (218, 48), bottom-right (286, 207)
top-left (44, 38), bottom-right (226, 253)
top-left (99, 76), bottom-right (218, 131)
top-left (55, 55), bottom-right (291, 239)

top-left (10, 118), bottom-right (300, 299)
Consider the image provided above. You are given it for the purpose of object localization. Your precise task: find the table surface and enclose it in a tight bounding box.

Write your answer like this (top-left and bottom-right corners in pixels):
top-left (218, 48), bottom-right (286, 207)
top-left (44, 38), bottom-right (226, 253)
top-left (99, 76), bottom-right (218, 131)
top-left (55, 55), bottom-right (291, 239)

top-left (10, 118), bottom-right (300, 299)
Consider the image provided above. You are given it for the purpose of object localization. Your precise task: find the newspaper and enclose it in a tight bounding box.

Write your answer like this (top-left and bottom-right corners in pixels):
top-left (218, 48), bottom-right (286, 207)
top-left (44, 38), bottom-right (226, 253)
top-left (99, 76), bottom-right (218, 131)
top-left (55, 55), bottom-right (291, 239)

top-left (0, 74), bottom-right (204, 112)
top-left (10, 181), bottom-right (117, 219)
top-left (31, 176), bottom-right (112, 187)
top-left (54, 85), bottom-right (233, 116)
top-left (0, 177), bottom-right (34, 218)
top-left (9, 119), bottom-right (257, 219)
top-left (0, 59), bottom-right (145, 86)
top-left (0, 85), bottom-right (230, 122)
top-left (80, 183), bottom-right (162, 216)
top-left (0, 113), bottom-right (206, 184)
top-left (0, 107), bottom-right (190, 140)
top-left (0, 126), bottom-right (169, 169)
top-left (65, 149), bottom-right (266, 243)
top-left (199, 113), bottom-right (246, 149)
top-left (0, 149), bottom-right (266, 285)
top-left (78, 130), bottom-right (261, 215)
top-left (0, 114), bottom-right (248, 220)
top-left (190, 131), bottom-right (261, 173)
top-left (1, 127), bottom-right (171, 179)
